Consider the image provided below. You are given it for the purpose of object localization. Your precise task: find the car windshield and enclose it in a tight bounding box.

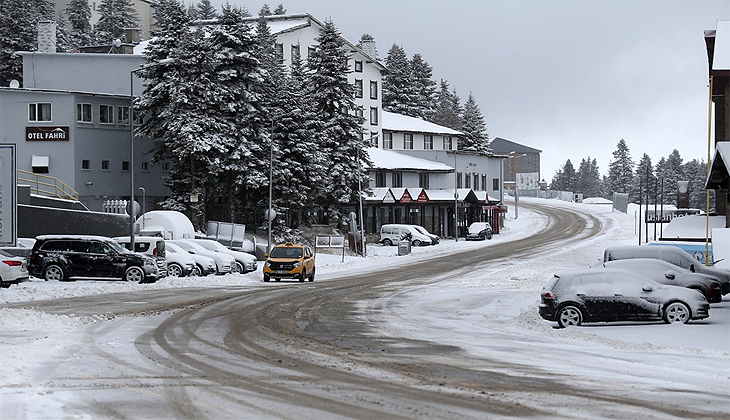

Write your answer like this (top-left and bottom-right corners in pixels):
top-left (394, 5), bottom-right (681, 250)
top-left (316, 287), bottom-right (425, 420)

top-left (414, 226), bottom-right (429, 235)
top-left (270, 247), bottom-right (303, 259)
top-left (469, 223), bottom-right (488, 233)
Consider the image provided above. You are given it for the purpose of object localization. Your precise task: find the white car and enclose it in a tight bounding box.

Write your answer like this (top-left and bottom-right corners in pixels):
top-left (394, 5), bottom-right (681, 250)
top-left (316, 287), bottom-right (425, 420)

top-left (169, 240), bottom-right (235, 274)
top-left (0, 249), bottom-right (29, 288)
top-left (191, 239), bottom-right (257, 273)
top-left (166, 242), bottom-right (215, 277)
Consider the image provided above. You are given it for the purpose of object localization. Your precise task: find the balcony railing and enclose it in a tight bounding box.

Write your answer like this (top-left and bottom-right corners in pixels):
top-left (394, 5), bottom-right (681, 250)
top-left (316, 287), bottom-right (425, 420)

top-left (18, 169), bottom-right (79, 201)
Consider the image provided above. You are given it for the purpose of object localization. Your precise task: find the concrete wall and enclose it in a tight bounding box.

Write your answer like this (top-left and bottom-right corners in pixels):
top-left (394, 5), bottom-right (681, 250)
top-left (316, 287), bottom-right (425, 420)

top-left (18, 204), bottom-right (129, 238)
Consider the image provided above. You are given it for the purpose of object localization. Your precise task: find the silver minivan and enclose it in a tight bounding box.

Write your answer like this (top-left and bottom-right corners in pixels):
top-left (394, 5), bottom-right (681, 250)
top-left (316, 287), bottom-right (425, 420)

top-left (380, 224), bottom-right (432, 247)
top-left (603, 245), bottom-right (730, 295)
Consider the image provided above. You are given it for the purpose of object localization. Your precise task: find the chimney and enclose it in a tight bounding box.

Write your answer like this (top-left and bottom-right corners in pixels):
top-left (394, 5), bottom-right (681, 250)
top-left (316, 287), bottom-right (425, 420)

top-left (360, 37), bottom-right (378, 60)
top-left (125, 28), bottom-right (141, 44)
top-left (37, 21), bottom-right (57, 53)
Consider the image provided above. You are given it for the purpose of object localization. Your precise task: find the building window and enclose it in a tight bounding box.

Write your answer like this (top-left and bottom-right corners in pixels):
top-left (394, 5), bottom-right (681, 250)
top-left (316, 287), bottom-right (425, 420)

top-left (375, 172), bottom-right (386, 188)
top-left (355, 106), bottom-right (364, 120)
top-left (465, 173), bottom-right (471, 189)
top-left (141, 161), bottom-right (149, 171)
top-left (101, 160), bottom-right (110, 171)
top-left (354, 60), bottom-right (363, 72)
top-left (81, 159), bottom-right (90, 170)
top-left (99, 104), bottom-right (114, 124)
top-left (370, 132), bottom-right (378, 147)
top-left (122, 161), bottom-right (130, 171)
top-left (457, 172), bottom-right (463, 188)
top-left (443, 136), bottom-right (452, 150)
top-left (473, 174), bottom-right (479, 190)
top-left (29, 102), bottom-right (52, 122)
top-left (291, 44), bottom-right (300, 62)
top-left (275, 43), bottom-right (283, 58)
top-left (307, 46), bottom-right (315, 58)
top-left (392, 171), bottom-right (402, 188)
top-left (493, 178), bottom-right (499, 191)
top-left (369, 80), bottom-right (378, 99)
top-left (354, 79), bottom-right (363, 98)
top-left (118, 106), bottom-right (130, 125)
top-left (424, 135), bottom-right (433, 150)
top-left (419, 173), bottom-right (429, 189)
top-left (77, 103), bottom-right (92, 123)
top-left (370, 107), bottom-right (378, 125)
top-left (404, 133), bottom-right (413, 149)
top-left (383, 132), bottom-right (393, 149)
top-left (482, 175), bottom-right (488, 191)
top-left (161, 162), bottom-right (170, 171)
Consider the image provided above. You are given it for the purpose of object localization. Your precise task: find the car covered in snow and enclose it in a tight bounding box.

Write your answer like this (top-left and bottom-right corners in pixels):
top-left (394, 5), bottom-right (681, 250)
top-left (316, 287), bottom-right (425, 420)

top-left (190, 239), bottom-right (257, 273)
top-left (466, 222), bottom-right (493, 240)
top-left (539, 268), bottom-right (709, 327)
top-left (603, 259), bottom-right (722, 303)
top-left (165, 242), bottom-right (214, 277)
top-left (0, 249), bottom-right (29, 288)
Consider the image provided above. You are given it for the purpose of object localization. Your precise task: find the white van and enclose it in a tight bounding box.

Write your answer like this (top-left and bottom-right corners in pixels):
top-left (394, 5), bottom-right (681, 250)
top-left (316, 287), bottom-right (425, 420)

top-left (380, 224), bottom-right (432, 247)
top-left (603, 245), bottom-right (730, 295)
top-left (113, 236), bottom-right (168, 277)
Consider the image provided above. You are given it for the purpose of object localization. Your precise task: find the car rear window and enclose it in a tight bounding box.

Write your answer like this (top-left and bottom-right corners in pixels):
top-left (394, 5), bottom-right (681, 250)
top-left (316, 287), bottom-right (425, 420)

top-left (41, 240), bottom-right (69, 252)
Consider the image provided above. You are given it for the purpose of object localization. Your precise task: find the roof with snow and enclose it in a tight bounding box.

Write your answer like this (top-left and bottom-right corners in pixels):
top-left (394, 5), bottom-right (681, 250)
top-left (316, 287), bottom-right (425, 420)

top-left (712, 21), bottom-right (730, 71)
top-left (381, 111), bottom-right (463, 135)
top-left (706, 142), bottom-right (730, 189)
top-left (366, 148), bottom-right (454, 172)
top-left (489, 137), bottom-right (542, 155)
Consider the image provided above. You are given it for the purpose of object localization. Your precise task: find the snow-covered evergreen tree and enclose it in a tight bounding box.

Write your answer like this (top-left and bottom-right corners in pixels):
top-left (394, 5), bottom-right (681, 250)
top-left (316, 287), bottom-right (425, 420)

top-left (410, 53), bottom-right (436, 119)
top-left (307, 19), bottom-right (370, 214)
top-left (460, 92), bottom-right (489, 153)
top-left (683, 159), bottom-right (713, 211)
top-left (550, 159), bottom-right (577, 192)
top-left (94, 0), bottom-right (140, 44)
top-left (382, 44), bottom-right (416, 116)
top-left (655, 149), bottom-right (684, 205)
top-left (195, 0), bottom-right (217, 20)
top-left (631, 153), bottom-right (656, 204)
top-left (606, 139), bottom-right (634, 197)
top-left (576, 157), bottom-right (602, 197)
top-left (430, 79), bottom-right (463, 131)
top-left (0, 0), bottom-right (55, 87)
top-left (65, 0), bottom-right (96, 49)
top-left (273, 4), bottom-right (286, 15)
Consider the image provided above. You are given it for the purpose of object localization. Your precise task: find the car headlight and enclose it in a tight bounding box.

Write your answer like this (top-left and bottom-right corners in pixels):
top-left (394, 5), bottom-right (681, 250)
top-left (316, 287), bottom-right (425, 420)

top-left (145, 258), bottom-right (156, 267)
top-left (293, 261), bottom-right (302, 268)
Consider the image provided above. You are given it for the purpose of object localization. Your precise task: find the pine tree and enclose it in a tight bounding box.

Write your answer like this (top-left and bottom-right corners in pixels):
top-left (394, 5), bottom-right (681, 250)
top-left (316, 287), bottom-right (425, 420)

top-left (550, 159), bottom-right (577, 192)
top-left (307, 19), bottom-right (370, 214)
top-left (655, 149), bottom-right (684, 206)
top-left (576, 157), bottom-right (601, 197)
top-left (195, 0), bottom-right (217, 20)
top-left (0, 0), bottom-right (55, 87)
top-left (273, 4), bottom-right (286, 15)
top-left (410, 53), bottom-right (436, 120)
top-left (606, 139), bottom-right (635, 197)
top-left (630, 153), bottom-right (655, 204)
top-left (460, 92), bottom-right (489, 153)
top-left (382, 44), bottom-right (415, 116)
top-left (65, 0), bottom-right (96, 49)
top-left (430, 79), bottom-right (463, 131)
top-left (683, 159), bottom-right (714, 211)
top-left (94, 0), bottom-right (140, 44)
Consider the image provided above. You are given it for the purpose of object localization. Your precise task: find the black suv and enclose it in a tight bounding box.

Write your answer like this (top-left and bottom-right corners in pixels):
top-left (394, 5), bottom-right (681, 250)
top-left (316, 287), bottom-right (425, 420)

top-left (28, 235), bottom-right (159, 283)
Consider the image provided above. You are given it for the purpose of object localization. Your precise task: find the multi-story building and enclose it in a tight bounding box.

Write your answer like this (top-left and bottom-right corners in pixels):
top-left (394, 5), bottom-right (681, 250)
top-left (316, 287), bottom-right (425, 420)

top-left (488, 137), bottom-right (542, 190)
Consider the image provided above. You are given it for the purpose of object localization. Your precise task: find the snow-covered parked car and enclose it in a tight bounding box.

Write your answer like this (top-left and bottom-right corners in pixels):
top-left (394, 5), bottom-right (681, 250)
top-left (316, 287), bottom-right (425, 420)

top-left (0, 249), bottom-right (29, 288)
top-left (191, 239), bottom-right (257, 273)
top-left (466, 222), bottom-right (493, 240)
top-left (168, 240), bottom-right (235, 274)
top-left (166, 242), bottom-right (214, 277)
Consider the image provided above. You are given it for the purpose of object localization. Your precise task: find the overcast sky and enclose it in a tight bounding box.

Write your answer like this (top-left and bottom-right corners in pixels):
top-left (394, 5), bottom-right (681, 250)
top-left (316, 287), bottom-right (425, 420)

top-left (208, 0), bottom-right (728, 180)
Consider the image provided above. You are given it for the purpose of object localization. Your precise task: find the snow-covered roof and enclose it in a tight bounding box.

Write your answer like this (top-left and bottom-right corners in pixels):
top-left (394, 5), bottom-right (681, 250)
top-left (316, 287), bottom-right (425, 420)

top-left (713, 21), bottom-right (730, 71)
top-left (471, 190), bottom-right (501, 203)
top-left (366, 148), bottom-right (453, 172)
top-left (662, 215), bottom-right (726, 240)
top-left (382, 111), bottom-right (462, 135)
top-left (706, 142), bottom-right (730, 189)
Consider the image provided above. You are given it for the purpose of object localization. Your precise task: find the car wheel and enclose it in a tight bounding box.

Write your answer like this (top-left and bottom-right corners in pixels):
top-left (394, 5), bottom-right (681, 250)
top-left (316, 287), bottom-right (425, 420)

top-left (124, 266), bottom-right (145, 283)
top-left (412, 240), bottom-right (422, 247)
top-left (299, 269), bottom-right (306, 282)
top-left (309, 268), bottom-right (315, 282)
top-left (234, 261), bottom-right (244, 273)
top-left (43, 264), bottom-right (65, 282)
top-left (167, 263), bottom-right (184, 278)
top-left (383, 239), bottom-right (392, 246)
top-left (263, 273), bottom-right (270, 282)
top-left (663, 302), bottom-right (690, 324)
top-left (193, 265), bottom-right (203, 277)
top-left (0, 276), bottom-right (7, 289)
top-left (557, 305), bottom-right (583, 328)
top-left (487, 232), bottom-right (493, 240)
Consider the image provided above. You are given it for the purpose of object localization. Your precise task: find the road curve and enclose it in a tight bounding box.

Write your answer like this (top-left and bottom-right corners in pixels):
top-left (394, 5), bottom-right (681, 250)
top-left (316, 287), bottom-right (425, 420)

top-left (9, 202), bottom-right (721, 419)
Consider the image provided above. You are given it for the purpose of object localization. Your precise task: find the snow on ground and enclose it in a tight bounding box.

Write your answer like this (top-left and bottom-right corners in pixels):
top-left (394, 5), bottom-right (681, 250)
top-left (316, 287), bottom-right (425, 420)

top-left (0, 197), bottom-right (728, 410)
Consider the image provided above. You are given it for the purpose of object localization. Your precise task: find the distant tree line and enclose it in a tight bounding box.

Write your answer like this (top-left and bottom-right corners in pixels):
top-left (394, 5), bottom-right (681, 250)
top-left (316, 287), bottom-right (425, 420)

top-left (550, 139), bottom-right (713, 210)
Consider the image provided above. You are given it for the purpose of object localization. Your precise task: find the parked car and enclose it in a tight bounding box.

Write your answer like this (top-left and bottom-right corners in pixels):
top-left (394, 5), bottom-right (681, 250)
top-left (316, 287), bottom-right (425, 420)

top-left (413, 225), bottom-right (440, 245)
top-left (166, 242), bottom-right (214, 277)
top-left (113, 236), bottom-right (168, 278)
top-left (603, 245), bottom-right (730, 295)
top-left (466, 222), bottom-right (493, 240)
top-left (380, 224), bottom-right (432, 247)
top-left (263, 242), bottom-right (315, 282)
top-left (191, 239), bottom-right (257, 273)
top-left (603, 259), bottom-right (723, 303)
top-left (168, 239), bottom-right (235, 274)
top-left (0, 238), bottom-right (36, 259)
top-left (27, 235), bottom-right (159, 283)
top-left (539, 268), bottom-right (709, 327)
top-left (0, 249), bottom-right (29, 288)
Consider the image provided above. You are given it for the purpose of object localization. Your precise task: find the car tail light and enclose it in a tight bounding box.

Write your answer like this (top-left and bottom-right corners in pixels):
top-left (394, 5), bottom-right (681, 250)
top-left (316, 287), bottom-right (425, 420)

top-left (153, 248), bottom-right (157, 256)
top-left (2, 260), bottom-right (22, 266)
top-left (541, 290), bottom-right (556, 300)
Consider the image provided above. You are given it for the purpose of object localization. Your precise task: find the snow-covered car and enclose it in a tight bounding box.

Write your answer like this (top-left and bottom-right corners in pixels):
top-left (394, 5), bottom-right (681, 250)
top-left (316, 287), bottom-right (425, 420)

top-left (603, 245), bottom-right (730, 295)
top-left (165, 242), bottom-right (214, 277)
top-left (168, 240), bottom-right (235, 275)
top-left (191, 239), bottom-right (257, 273)
top-left (380, 224), bottom-right (432, 247)
top-left (0, 249), bottom-right (29, 288)
top-left (113, 236), bottom-right (168, 278)
top-left (603, 259), bottom-right (722, 303)
top-left (413, 225), bottom-right (440, 245)
top-left (466, 222), bottom-right (493, 240)
top-left (539, 268), bottom-right (710, 327)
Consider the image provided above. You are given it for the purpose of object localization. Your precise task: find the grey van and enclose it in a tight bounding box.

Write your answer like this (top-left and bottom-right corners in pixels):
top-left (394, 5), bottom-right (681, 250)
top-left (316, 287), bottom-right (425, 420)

top-left (603, 245), bottom-right (730, 295)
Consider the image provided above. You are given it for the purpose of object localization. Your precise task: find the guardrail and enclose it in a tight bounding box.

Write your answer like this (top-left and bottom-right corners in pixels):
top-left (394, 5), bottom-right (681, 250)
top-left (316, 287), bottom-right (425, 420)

top-left (18, 169), bottom-right (79, 201)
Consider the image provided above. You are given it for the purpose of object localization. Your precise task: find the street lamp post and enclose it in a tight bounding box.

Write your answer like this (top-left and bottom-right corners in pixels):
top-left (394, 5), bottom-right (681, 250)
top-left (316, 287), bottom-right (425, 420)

top-left (130, 69), bottom-right (137, 250)
top-left (139, 186), bottom-right (146, 229)
top-left (454, 150), bottom-right (458, 242)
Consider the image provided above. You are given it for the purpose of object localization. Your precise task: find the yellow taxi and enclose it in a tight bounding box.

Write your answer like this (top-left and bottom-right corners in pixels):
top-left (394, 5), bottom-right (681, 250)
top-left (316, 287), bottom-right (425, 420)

top-left (263, 242), bottom-right (315, 282)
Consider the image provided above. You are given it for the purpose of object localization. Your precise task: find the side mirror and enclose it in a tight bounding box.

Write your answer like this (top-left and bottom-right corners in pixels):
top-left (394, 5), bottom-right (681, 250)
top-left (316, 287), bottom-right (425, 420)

top-left (664, 271), bottom-right (676, 280)
top-left (188, 250), bottom-right (196, 254)
top-left (264, 254), bottom-right (269, 258)
top-left (642, 284), bottom-right (654, 292)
